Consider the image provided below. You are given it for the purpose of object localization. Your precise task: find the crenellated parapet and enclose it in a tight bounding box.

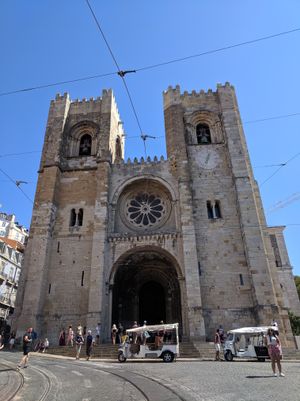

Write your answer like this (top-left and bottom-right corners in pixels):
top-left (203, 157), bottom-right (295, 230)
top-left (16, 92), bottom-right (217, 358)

top-left (163, 82), bottom-right (234, 110)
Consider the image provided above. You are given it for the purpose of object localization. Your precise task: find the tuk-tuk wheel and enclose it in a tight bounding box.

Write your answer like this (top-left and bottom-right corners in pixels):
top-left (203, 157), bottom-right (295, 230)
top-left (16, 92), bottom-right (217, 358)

top-left (224, 350), bottom-right (233, 362)
top-left (118, 351), bottom-right (126, 363)
top-left (162, 351), bottom-right (174, 363)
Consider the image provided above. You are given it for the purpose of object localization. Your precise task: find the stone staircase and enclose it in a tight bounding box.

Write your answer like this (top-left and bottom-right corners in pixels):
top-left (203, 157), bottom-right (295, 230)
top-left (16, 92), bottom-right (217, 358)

top-left (47, 340), bottom-right (214, 360)
top-left (46, 342), bottom-right (300, 360)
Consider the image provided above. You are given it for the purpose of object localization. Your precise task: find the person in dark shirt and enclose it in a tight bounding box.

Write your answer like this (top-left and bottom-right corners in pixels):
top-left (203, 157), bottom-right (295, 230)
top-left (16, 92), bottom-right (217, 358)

top-left (17, 327), bottom-right (33, 369)
top-left (86, 330), bottom-right (94, 361)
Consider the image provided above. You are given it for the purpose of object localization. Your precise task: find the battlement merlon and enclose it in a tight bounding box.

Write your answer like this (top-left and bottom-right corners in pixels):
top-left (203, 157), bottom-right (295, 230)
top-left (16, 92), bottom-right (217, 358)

top-left (163, 82), bottom-right (235, 110)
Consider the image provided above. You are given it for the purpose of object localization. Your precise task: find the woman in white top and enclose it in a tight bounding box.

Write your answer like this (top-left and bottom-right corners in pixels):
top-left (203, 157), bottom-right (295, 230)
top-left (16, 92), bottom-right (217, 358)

top-left (265, 328), bottom-right (284, 377)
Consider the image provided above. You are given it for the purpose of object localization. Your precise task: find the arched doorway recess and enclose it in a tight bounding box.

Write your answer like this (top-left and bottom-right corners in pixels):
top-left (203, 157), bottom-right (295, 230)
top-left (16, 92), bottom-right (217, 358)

top-left (111, 250), bottom-right (182, 329)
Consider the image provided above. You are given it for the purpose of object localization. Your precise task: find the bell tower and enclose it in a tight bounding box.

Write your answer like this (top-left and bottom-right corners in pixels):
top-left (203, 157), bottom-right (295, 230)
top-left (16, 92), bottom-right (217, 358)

top-left (163, 83), bottom-right (293, 341)
top-left (14, 89), bottom-right (125, 338)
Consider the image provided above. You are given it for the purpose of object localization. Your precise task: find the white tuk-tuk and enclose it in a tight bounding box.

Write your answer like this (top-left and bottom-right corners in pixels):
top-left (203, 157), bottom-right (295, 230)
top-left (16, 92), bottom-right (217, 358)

top-left (224, 326), bottom-right (278, 362)
top-left (118, 323), bottom-right (179, 363)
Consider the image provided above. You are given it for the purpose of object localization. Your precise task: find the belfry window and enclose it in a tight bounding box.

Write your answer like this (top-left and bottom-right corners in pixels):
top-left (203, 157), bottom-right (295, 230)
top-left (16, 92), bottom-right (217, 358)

top-left (79, 134), bottom-right (92, 156)
top-left (196, 123), bottom-right (211, 144)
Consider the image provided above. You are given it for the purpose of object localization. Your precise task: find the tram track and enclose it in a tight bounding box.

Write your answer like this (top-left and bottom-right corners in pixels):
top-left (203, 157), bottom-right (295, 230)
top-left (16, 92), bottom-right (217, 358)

top-left (0, 359), bottom-right (53, 401)
top-left (0, 362), bottom-right (24, 401)
top-left (64, 359), bottom-right (193, 401)
top-left (1, 354), bottom-right (196, 400)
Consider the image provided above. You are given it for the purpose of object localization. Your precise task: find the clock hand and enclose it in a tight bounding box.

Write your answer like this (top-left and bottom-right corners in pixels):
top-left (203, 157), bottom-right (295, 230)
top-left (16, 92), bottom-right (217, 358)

top-left (205, 153), bottom-right (211, 164)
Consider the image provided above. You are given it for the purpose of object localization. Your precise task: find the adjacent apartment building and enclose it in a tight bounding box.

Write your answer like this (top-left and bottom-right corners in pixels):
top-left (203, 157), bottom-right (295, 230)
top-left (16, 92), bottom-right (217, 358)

top-left (0, 213), bottom-right (28, 328)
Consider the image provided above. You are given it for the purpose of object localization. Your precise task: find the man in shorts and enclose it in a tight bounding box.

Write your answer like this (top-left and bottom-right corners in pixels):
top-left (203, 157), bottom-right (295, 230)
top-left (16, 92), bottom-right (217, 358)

top-left (18, 327), bottom-right (33, 369)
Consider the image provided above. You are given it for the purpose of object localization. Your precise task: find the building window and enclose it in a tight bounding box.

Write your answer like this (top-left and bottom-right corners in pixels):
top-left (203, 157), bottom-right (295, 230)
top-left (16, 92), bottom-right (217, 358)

top-left (239, 274), bottom-right (244, 286)
top-left (70, 209), bottom-right (76, 227)
top-left (126, 193), bottom-right (165, 227)
top-left (115, 136), bottom-right (122, 159)
top-left (207, 201), bottom-right (214, 219)
top-left (196, 123), bottom-right (211, 144)
top-left (81, 271), bottom-right (84, 287)
top-left (207, 200), bottom-right (222, 219)
top-left (79, 134), bottom-right (92, 156)
top-left (78, 209), bottom-right (83, 226)
top-left (270, 234), bottom-right (282, 267)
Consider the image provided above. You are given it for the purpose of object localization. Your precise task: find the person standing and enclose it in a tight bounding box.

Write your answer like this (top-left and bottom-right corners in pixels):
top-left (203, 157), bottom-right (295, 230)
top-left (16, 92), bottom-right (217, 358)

top-left (66, 326), bottom-right (74, 346)
top-left (9, 332), bottom-right (15, 350)
top-left (0, 333), bottom-right (4, 350)
top-left (265, 328), bottom-right (285, 377)
top-left (59, 328), bottom-right (66, 346)
top-left (111, 324), bottom-right (117, 344)
top-left (117, 323), bottom-right (123, 344)
top-left (95, 322), bottom-right (101, 345)
top-left (17, 327), bottom-right (33, 369)
top-left (75, 330), bottom-right (84, 360)
top-left (214, 329), bottom-right (221, 361)
top-left (86, 330), bottom-right (94, 361)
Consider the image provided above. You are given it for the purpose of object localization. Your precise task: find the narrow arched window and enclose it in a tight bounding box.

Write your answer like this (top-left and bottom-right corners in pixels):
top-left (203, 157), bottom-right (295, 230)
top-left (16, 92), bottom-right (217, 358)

top-left (115, 136), bottom-right (122, 159)
top-left (78, 208), bottom-right (83, 226)
top-left (196, 123), bottom-right (211, 144)
top-left (207, 201), bottom-right (214, 219)
top-left (79, 134), bottom-right (92, 156)
top-left (70, 209), bottom-right (76, 226)
top-left (214, 200), bottom-right (222, 218)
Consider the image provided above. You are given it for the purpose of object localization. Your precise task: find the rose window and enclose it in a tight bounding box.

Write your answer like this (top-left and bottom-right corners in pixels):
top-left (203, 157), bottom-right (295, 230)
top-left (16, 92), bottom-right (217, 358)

top-left (126, 193), bottom-right (166, 227)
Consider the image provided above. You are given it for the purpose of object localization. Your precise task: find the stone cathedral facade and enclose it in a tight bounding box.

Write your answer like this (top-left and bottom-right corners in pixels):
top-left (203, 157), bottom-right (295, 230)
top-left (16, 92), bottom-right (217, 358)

top-left (14, 83), bottom-right (300, 345)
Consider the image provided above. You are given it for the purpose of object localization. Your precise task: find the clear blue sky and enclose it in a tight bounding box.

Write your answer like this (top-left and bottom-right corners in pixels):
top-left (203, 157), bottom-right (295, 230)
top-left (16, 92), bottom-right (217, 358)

top-left (1, 1), bottom-right (300, 275)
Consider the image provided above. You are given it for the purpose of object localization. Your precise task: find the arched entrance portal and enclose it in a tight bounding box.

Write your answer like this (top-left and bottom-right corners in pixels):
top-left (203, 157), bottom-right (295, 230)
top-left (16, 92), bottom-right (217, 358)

top-left (111, 250), bottom-right (182, 329)
top-left (139, 281), bottom-right (166, 324)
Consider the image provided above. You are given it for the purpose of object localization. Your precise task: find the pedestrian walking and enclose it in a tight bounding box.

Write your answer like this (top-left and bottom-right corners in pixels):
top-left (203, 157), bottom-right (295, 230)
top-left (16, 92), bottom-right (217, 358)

top-left (264, 328), bottom-right (285, 377)
top-left (214, 329), bottom-right (221, 361)
top-left (86, 330), bottom-right (94, 360)
top-left (75, 330), bottom-right (84, 360)
top-left (17, 327), bottom-right (33, 369)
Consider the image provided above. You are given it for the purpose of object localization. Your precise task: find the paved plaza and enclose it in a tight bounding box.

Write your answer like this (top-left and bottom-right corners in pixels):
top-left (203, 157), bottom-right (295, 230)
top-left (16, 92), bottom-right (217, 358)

top-left (0, 352), bottom-right (299, 401)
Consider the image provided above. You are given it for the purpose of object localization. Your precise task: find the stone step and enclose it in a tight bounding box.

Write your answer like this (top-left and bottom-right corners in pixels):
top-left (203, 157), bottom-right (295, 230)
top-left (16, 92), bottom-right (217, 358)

top-left (46, 343), bottom-right (300, 360)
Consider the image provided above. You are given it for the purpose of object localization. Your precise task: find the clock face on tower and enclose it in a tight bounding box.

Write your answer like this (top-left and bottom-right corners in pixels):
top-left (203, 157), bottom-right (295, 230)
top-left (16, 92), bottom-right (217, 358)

top-left (196, 147), bottom-right (219, 170)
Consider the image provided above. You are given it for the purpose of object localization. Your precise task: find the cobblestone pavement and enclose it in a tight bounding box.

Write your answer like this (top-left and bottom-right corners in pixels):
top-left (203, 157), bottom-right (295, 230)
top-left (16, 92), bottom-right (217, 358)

top-left (0, 352), bottom-right (299, 401)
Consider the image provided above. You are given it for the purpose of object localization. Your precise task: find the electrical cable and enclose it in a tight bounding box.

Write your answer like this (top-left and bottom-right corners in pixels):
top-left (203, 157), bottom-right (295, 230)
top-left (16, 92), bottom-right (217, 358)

top-left (260, 150), bottom-right (300, 186)
top-left (85, 0), bottom-right (146, 156)
top-left (135, 27), bottom-right (300, 73)
top-left (0, 72), bottom-right (116, 97)
top-left (0, 167), bottom-right (33, 204)
top-left (1, 26), bottom-right (299, 98)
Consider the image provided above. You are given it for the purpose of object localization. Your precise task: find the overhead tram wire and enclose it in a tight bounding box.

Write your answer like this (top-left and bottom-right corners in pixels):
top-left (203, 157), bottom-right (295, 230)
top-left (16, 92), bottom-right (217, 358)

top-left (0, 167), bottom-right (33, 204)
top-left (0, 26), bottom-right (299, 98)
top-left (134, 27), bottom-right (300, 73)
top-left (260, 150), bottom-right (300, 186)
top-left (85, 0), bottom-right (147, 157)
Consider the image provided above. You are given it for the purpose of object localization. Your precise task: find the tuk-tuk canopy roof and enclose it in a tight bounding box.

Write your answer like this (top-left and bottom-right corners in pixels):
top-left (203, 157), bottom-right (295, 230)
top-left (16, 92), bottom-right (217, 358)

top-left (126, 323), bottom-right (179, 333)
top-left (227, 326), bottom-right (278, 335)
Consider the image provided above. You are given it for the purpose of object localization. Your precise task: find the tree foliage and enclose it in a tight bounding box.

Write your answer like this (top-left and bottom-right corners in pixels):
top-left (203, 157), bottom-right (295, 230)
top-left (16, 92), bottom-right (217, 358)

top-left (288, 311), bottom-right (300, 336)
top-left (294, 276), bottom-right (300, 300)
